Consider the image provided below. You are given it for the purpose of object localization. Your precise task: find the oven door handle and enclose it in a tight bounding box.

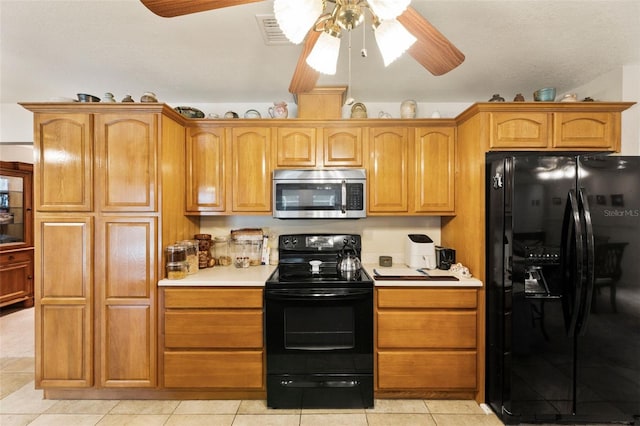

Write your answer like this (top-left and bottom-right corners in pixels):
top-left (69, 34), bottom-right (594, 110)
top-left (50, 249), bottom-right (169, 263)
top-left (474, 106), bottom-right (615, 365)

top-left (265, 288), bottom-right (372, 300)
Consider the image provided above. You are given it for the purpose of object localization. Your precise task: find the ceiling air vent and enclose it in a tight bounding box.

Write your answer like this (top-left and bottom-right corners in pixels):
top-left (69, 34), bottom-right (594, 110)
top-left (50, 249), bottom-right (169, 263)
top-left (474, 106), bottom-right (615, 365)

top-left (256, 14), bottom-right (290, 45)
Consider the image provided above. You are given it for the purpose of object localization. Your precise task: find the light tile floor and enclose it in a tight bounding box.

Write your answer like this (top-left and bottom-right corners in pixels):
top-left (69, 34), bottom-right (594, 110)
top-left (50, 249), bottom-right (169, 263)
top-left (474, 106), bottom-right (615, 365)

top-left (1, 307), bottom-right (504, 425)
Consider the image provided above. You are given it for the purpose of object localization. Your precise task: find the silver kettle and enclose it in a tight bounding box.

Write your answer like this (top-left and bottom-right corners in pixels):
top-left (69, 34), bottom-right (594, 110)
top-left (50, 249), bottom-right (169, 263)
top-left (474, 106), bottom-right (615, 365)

top-left (336, 244), bottom-right (362, 274)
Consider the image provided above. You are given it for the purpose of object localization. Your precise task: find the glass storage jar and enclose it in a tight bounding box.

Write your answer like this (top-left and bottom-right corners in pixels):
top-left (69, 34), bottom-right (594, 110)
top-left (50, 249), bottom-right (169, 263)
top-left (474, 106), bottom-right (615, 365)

top-left (214, 236), bottom-right (231, 266)
top-left (166, 261), bottom-right (188, 280)
top-left (164, 244), bottom-right (186, 263)
top-left (179, 240), bottom-right (198, 274)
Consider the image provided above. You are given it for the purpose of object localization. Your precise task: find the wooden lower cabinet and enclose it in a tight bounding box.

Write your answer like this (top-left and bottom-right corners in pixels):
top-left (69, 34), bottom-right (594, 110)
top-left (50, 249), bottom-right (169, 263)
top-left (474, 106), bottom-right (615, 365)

top-left (0, 249), bottom-right (33, 308)
top-left (160, 287), bottom-right (264, 393)
top-left (375, 288), bottom-right (478, 398)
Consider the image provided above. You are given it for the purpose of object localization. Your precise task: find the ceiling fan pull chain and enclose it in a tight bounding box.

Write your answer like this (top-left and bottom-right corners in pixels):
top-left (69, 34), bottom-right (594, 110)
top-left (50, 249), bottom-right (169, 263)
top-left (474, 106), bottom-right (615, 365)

top-left (361, 15), bottom-right (368, 57)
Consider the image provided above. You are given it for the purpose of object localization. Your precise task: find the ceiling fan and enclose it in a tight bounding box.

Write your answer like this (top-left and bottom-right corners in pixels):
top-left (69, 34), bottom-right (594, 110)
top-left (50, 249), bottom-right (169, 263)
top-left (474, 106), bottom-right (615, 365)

top-left (140, 0), bottom-right (465, 94)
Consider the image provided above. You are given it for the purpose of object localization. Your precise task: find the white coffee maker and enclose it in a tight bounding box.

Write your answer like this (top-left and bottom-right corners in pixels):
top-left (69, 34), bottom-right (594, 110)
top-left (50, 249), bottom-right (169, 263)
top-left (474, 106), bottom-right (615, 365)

top-left (405, 234), bottom-right (437, 269)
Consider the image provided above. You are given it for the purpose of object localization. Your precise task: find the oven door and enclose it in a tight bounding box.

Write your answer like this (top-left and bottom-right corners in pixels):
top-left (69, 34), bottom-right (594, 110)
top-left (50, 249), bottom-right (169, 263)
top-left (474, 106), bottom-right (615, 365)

top-left (265, 287), bottom-right (373, 408)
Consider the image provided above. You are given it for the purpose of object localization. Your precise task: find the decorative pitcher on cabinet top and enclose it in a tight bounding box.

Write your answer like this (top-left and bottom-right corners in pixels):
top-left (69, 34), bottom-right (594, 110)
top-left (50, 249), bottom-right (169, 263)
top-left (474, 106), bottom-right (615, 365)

top-left (268, 101), bottom-right (288, 118)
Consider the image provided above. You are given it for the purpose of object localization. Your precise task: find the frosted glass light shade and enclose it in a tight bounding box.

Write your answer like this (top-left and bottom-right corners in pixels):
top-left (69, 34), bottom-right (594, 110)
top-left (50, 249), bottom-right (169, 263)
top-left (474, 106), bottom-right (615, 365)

top-left (306, 31), bottom-right (341, 75)
top-left (374, 19), bottom-right (417, 66)
top-left (367, 0), bottom-right (411, 20)
top-left (274, 0), bottom-right (323, 44)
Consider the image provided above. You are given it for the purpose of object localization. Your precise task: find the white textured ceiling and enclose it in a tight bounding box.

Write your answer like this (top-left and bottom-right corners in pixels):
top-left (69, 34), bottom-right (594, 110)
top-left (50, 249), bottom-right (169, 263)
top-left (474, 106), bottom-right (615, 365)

top-left (1, 0), bottom-right (639, 106)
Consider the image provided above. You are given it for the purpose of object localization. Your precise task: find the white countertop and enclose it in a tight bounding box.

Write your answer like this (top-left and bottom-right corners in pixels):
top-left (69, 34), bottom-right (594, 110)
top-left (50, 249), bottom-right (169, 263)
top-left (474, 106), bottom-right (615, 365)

top-left (158, 264), bottom-right (275, 287)
top-left (365, 264), bottom-right (483, 287)
top-left (158, 264), bottom-right (482, 288)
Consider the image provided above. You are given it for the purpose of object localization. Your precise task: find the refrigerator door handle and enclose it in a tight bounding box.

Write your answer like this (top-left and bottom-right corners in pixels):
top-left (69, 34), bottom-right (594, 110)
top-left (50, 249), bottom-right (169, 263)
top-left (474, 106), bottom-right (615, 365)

top-left (561, 189), bottom-right (585, 336)
top-left (576, 188), bottom-right (595, 336)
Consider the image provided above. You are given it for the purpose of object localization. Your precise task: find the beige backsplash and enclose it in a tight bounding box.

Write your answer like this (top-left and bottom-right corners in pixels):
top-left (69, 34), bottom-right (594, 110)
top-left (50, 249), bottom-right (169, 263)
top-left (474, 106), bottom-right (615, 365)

top-left (200, 216), bottom-right (441, 266)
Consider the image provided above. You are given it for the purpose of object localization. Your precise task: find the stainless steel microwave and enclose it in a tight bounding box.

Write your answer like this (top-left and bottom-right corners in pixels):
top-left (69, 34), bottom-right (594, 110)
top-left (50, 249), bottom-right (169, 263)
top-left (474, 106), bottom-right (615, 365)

top-left (272, 169), bottom-right (366, 219)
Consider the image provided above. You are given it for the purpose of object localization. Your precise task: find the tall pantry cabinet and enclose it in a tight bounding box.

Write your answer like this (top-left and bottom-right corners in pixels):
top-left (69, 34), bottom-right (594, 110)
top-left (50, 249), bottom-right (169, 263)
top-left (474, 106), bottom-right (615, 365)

top-left (22, 103), bottom-right (198, 393)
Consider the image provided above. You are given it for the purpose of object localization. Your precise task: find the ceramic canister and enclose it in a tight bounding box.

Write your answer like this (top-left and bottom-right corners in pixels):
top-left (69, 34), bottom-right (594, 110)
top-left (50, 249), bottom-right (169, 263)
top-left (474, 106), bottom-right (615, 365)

top-left (400, 100), bottom-right (417, 119)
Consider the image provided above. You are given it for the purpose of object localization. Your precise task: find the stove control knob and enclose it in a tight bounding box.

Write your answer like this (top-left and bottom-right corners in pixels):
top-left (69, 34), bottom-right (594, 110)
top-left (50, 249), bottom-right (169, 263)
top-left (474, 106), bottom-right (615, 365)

top-left (291, 237), bottom-right (298, 247)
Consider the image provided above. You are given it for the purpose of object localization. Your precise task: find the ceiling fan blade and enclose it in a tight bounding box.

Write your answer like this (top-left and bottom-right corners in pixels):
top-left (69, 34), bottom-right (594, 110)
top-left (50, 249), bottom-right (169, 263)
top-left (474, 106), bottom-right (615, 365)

top-left (288, 30), bottom-right (321, 94)
top-left (140, 0), bottom-right (263, 18)
top-left (397, 6), bottom-right (465, 76)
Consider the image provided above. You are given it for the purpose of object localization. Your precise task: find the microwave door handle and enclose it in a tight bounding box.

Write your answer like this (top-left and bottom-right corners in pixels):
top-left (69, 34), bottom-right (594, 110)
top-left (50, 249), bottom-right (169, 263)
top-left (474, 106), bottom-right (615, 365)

top-left (341, 180), bottom-right (347, 214)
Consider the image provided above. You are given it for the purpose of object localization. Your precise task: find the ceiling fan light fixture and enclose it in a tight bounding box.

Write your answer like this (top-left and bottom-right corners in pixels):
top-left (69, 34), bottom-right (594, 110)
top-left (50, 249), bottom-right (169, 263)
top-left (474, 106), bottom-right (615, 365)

top-left (274, 0), bottom-right (323, 44)
top-left (374, 18), bottom-right (417, 66)
top-left (306, 29), bottom-right (342, 75)
top-left (367, 0), bottom-right (411, 20)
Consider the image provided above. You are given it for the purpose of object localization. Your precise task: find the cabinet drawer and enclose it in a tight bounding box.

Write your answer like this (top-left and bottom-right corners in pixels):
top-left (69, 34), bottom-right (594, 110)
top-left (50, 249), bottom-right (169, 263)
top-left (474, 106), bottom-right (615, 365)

top-left (377, 350), bottom-right (476, 390)
top-left (164, 351), bottom-right (263, 388)
top-left (377, 288), bottom-right (477, 309)
top-left (377, 311), bottom-right (476, 348)
top-left (164, 288), bottom-right (263, 309)
top-left (0, 250), bottom-right (32, 265)
top-left (165, 310), bottom-right (263, 348)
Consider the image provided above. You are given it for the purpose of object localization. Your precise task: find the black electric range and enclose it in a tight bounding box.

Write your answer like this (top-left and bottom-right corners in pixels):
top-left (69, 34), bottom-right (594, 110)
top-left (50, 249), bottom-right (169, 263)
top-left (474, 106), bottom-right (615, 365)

top-left (264, 234), bottom-right (374, 409)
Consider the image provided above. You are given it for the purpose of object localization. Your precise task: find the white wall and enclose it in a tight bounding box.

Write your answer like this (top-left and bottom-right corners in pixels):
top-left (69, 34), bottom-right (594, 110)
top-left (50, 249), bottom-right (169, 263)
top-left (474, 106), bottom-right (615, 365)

top-left (0, 144), bottom-right (34, 163)
top-left (567, 64), bottom-right (640, 155)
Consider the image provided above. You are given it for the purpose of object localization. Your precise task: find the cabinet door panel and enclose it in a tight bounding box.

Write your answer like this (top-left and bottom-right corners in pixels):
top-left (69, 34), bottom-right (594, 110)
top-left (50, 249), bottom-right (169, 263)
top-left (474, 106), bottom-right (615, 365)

top-left (99, 218), bottom-right (156, 299)
top-left (553, 112), bottom-right (615, 149)
top-left (489, 112), bottom-right (549, 149)
top-left (164, 351), bottom-right (264, 388)
top-left (276, 127), bottom-right (317, 167)
top-left (35, 114), bottom-right (93, 211)
top-left (37, 217), bottom-right (92, 299)
top-left (230, 128), bottom-right (271, 212)
top-left (414, 127), bottom-right (455, 213)
top-left (39, 305), bottom-right (92, 387)
top-left (165, 310), bottom-right (263, 348)
top-left (186, 128), bottom-right (226, 212)
top-left (368, 127), bottom-right (408, 212)
top-left (97, 216), bottom-right (156, 387)
top-left (102, 305), bottom-right (154, 387)
top-left (377, 351), bottom-right (476, 390)
top-left (377, 311), bottom-right (476, 348)
top-left (95, 114), bottom-right (157, 212)
top-left (323, 128), bottom-right (363, 166)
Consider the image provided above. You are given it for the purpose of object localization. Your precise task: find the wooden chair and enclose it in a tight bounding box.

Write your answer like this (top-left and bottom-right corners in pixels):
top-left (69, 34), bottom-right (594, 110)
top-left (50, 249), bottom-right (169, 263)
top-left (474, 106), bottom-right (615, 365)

top-left (591, 242), bottom-right (627, 313)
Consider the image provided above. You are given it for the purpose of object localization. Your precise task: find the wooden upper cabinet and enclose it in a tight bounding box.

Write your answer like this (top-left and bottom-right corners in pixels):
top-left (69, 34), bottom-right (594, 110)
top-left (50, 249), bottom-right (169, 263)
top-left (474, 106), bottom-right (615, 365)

top-left (489, 112), bottom-right (549, 149)
top-left (414, 127), bottom-right (455, 214)
top-left (553, 112), bottom-right (616, 149)
top-left (185, 127), bottom-right (226, 212)
top-left (275, 127), bottom-right (317, 167)
top-left (94, 114), bottom-right (158, 212)
top-left (273, 126), bottom-right (364, 168)
top-left (230, 127), bottom-right (272, 212)
top-left (487, 108), bottom-right (622, 151)
top-left (368, 127), bottom-right (409, 213)
top-left (34, 113), bottom-right (93, 212)
top-left (323, 127), bottom-right (363, 167)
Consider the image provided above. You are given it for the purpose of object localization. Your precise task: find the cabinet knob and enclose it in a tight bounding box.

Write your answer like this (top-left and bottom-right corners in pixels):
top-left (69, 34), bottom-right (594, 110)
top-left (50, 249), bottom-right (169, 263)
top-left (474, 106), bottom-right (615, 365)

top-left (8, 255), bottom-right (14, 260)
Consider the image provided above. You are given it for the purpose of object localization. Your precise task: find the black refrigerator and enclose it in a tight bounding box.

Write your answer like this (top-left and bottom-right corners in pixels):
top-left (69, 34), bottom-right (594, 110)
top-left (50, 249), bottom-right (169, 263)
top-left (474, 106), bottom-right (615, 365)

top-left (486, 153), bottom-right (640, 424)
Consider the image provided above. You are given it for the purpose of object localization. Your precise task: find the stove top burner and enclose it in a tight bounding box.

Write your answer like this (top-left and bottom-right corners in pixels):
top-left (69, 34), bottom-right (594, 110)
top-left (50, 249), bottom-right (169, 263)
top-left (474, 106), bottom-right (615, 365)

top-left (267, 233), bottom-right (373, 289)
top-left (267, 263), bottom-right (373, 289)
